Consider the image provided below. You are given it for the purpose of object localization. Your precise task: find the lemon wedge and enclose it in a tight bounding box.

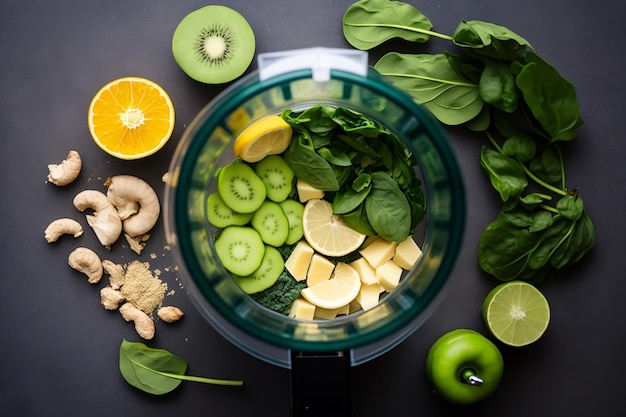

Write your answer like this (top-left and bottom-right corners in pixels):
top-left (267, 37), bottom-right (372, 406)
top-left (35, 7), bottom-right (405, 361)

top-left (301, 262), bottom-right (362, 310)
top-left (233, 115), bottom-right (293, 162)
top-left (302, 199), bottom-right (366, 257)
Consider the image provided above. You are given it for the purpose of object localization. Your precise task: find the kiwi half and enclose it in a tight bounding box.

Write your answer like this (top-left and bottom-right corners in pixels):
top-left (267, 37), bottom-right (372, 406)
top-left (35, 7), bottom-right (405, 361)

top-left (172, 5), bottom-right (256, 84)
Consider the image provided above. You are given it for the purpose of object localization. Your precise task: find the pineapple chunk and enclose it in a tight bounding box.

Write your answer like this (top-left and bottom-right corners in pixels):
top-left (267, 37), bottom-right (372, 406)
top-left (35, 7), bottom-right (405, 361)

top-left (285, 240), bottom-right (314, 281)
top-left (314, 306), bottom-right (342, 320)
top-left (356, 283), bottom-right (384, 310)
top-left (359, 236), bottom-right (398, 268)
top-left (351, 257), bottom-right (378, 285)
top-left (393, 236), bottom-right (423, 270)
top-left (377, 260), bottom-right (403, 292)
top-left (289, 298), bottom-right (316, 320)
top-left (296, 179), bottom-right (325, 202)
top-left (307, 253), bottom-right (335, 286)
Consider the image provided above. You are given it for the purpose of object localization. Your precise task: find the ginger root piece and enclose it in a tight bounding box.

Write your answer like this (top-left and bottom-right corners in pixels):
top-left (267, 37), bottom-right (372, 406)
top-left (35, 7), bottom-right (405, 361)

top-left (44, 218), bottom-right (83, 243)
top-left (105, 175), bottom-right (160, 238)
top-left (119, 303), bottom-right (155, 340)
top-left (124, 233), bottom-right (150, 255)
top-left (102, 260), bottom-right (125, 290)
top-left (68, 247), bottom-right (103, 284)
top-left (157, 306), bottom-right (184, 323)
top-left (73, 190), bottom-right (123, 248)
top-left (100, 287), bottom-right (125, 310)
top-left (47, 150), bottom-right (82, 186)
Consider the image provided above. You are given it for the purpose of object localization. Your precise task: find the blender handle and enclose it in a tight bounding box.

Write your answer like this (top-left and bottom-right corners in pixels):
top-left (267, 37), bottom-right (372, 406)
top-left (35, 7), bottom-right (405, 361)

top-left (257, 47), bottom-right (368, 82)
top-left (290, 350), bottom-right (352, 417)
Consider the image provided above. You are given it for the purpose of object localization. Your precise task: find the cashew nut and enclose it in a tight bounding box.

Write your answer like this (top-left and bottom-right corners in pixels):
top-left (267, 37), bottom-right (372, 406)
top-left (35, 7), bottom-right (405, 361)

top-left (73, 190), bottom-right (123, 248)
top-left (119, 303), bottom-right (155, 340)
top-left (68, 247), bottom-right (103, 284)
top-left (105, 175), bottom-right (160, 237)
top-left (44, 218), bottom-right (83, 243)
top-left (100, 286), bottom-right (125, 310)
top-left (157, 306), bottom-right (184, 323)
top-left (124, 233), bottom-right (150, 255)
top-left (102, 260), bottom-right (125, 289)
top-left (47, 150), bottom-right (82, 186)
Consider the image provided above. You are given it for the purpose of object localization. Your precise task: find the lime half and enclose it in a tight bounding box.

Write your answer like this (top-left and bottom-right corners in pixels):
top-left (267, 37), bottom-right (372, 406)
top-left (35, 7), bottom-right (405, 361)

top-left (482, 281), bottom-right (550, 347)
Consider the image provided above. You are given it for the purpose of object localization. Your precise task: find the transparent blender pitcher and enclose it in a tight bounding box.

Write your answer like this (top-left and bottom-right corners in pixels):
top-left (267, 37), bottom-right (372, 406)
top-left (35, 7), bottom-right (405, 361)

top-left (165, 47), bottom-right (465, 416)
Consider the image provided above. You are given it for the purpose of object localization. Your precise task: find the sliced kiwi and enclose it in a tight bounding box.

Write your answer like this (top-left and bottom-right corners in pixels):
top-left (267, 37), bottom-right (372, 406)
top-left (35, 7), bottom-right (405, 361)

top-left (214, 226), bottom-right (265, 276)
top-left (251, 200), bottom-right (289, 247)
top-left (217, 161), bottom-right (266, 213)
top-left (255, 155), bottom-right (295, 202)
top-left (279, 199), bottom-right (304, 245)
top-left (232, 245), bottom-right (284, 294)
top-left (207, 192), bottom-right (253, 228)
top-left (172, 5), bottom-right (256, 84)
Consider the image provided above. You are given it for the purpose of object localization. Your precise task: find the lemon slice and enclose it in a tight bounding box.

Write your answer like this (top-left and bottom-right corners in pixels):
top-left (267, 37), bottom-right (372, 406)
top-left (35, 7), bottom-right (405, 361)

top-left (482, 281), bottom-right (550, 347)
top-left (301, 262), bottom-right (361, 310)
top-left (302, 199), bottom-right (366, 257)
top-left (233, 115), bottom-right (293, 163)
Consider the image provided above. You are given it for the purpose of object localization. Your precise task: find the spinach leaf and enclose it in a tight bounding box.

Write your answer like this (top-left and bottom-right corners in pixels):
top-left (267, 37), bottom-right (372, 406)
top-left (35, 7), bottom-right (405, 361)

top-left (479, 60), bottom-right (519, 113)
top-left (332, 174), bottom-right (372, 215)
top-left (283, 131), bottom-right (339, 191)
top-left (550, 209), bottom-right (595, 269)
top-left (480, 148), bottom-right (527, 202)
top-left (452, 20), bottom-right (533, 61)
top-left (501, 134), bottom-right (536, 162)
top-left (516, 52), bottom-right (584, 141)
top-left (119, 339), bottom-right (243, 395)
top-left (343, 0), bottom-right (434, 50)
top-left (556, 194), bottom-right (584, 221)
top-left (365, 172), bottom-right (411, 242)
top-left (374, 52), bottom-right (484, 125)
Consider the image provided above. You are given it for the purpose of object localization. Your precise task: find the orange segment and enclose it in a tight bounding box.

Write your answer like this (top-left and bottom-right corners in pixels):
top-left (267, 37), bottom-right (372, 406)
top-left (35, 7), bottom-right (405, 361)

top-left (88, 76), bottom-right (175, 159)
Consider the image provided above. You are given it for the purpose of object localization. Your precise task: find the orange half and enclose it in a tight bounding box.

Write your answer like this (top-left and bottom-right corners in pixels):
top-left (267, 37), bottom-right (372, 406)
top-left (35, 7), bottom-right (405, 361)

top-left (88, 76), bottom-right (175, 159)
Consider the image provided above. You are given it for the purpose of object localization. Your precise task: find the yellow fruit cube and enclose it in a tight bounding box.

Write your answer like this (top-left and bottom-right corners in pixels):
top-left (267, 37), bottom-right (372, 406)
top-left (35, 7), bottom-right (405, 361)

top-left (359, 237), bottom-right (398, 268)
top-left (351, 257), bottom-right (378, 285)
top-left (393, 236), bottom-right (423, 270)
top-left (377, 260), bottom-right (403, 292)
top-left (285, 240), bottom-right (314, 281)
top-left (307, 253), bottom-right (335, 286)
top-left (296, 179), bottom-right (325, 202)
top-left (289, 297), bottom-right (316, 320)
top-left (356, 283), bottom-right (384, 310)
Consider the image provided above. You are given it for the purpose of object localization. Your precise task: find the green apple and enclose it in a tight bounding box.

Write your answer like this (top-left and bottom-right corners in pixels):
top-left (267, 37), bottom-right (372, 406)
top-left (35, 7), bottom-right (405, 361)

top-left (425, 329), bottom-right (504, 404)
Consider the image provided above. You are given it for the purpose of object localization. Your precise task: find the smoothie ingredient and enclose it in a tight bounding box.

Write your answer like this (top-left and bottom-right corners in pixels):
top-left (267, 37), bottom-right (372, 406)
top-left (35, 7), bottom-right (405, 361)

top-left (282, 104), bottom-right (424, 243)
top-left (100, 286), bottom-right (125, 310)
top-left (289, 297), bottom-right (316, 320)
top-left (284, 240), bottom-right (315, 282)
top-left (171, 5), bottom-right (255, 85)
top-left (254, 155), bottom-right (294, 202)
top-left (73, 189), bottom-right (123, 248)
top-left (44, 218), bottom-right (83, 243)
top-left (157, 306), bottom-right (185, 323)
top-left (102, 259), bottom-right (125, 289)
top-left (119, 339), bottom-right (243, 395)
top-left (120, 260), bottom-right (168, 315)
top-left (251, 267), bottom-right (308, 315)
top-left (251, 200), bottom-right (290, 247)
top-left (302, 198), bottom-right (366, 257)
top-left (300, 262), bottom-right (362, 310)
top-left (296, 179), bottom-right (325, 202)
top-left (105, 175), bottom-right (160, 238)
top-left (119, 303), bottom-right (155, 340)
top-left (206, 192), bottom-right (254, 228)
top-left (231, 245), bottom-right (284, 294)
top-left (482, 281), bottom-right (550, 347)
top-left (47, 150), bottom-right (82, 186)
top-left (233, 114), bottom-right (293, 162)
top-left (214, 226), bottom-right (265, 276)
top-left (88, 77), bottom-right (175, 160)
top-left (342, 0), bottom-right (594, 280)
top-left (278, 199), bottom-right (305, 245)
top-left (425, 329), bottom-right (504, 404)
top-left (217, 161), bottom-right (267, 213)
top-left (68, 247), bottom-right (103, 284)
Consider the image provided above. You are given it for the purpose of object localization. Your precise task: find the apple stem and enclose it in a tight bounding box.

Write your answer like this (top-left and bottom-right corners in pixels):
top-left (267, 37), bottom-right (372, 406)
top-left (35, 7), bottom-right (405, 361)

top-left (461, 368), bottom-right (484, 386)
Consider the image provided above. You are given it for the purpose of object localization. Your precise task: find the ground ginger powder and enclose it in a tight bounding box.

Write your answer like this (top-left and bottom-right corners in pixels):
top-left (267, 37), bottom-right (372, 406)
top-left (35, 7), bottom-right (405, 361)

top-left (121, 260), bottom-right (167, 315)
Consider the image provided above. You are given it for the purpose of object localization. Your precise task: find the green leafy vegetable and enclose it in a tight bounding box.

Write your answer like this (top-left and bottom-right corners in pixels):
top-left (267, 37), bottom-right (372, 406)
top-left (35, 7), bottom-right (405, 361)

top-left (282, 104), bottom-right (426, 243)
top-left (342, 0), bottom-right (594, 281)
top-left (119, 339), bottom-right (243, 395)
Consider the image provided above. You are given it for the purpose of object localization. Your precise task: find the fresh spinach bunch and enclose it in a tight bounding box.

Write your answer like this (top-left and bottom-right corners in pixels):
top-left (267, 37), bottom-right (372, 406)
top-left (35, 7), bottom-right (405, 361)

top-left (119, 339), bottom-right (243, 395)
top-left (281, 104), bottom-right (425, 243)
top-left (343, 0), bottom-right (594, 281)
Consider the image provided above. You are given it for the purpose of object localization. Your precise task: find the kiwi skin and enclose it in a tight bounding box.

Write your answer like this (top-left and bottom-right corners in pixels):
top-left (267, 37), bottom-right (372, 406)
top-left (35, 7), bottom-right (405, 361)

top-left (171, 5), bottom-right (256, 84)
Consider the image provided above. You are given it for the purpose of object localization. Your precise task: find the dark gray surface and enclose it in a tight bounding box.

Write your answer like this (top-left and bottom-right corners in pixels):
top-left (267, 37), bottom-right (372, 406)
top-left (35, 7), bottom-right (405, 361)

top-left (1, 1), bottom-right (624, 416)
